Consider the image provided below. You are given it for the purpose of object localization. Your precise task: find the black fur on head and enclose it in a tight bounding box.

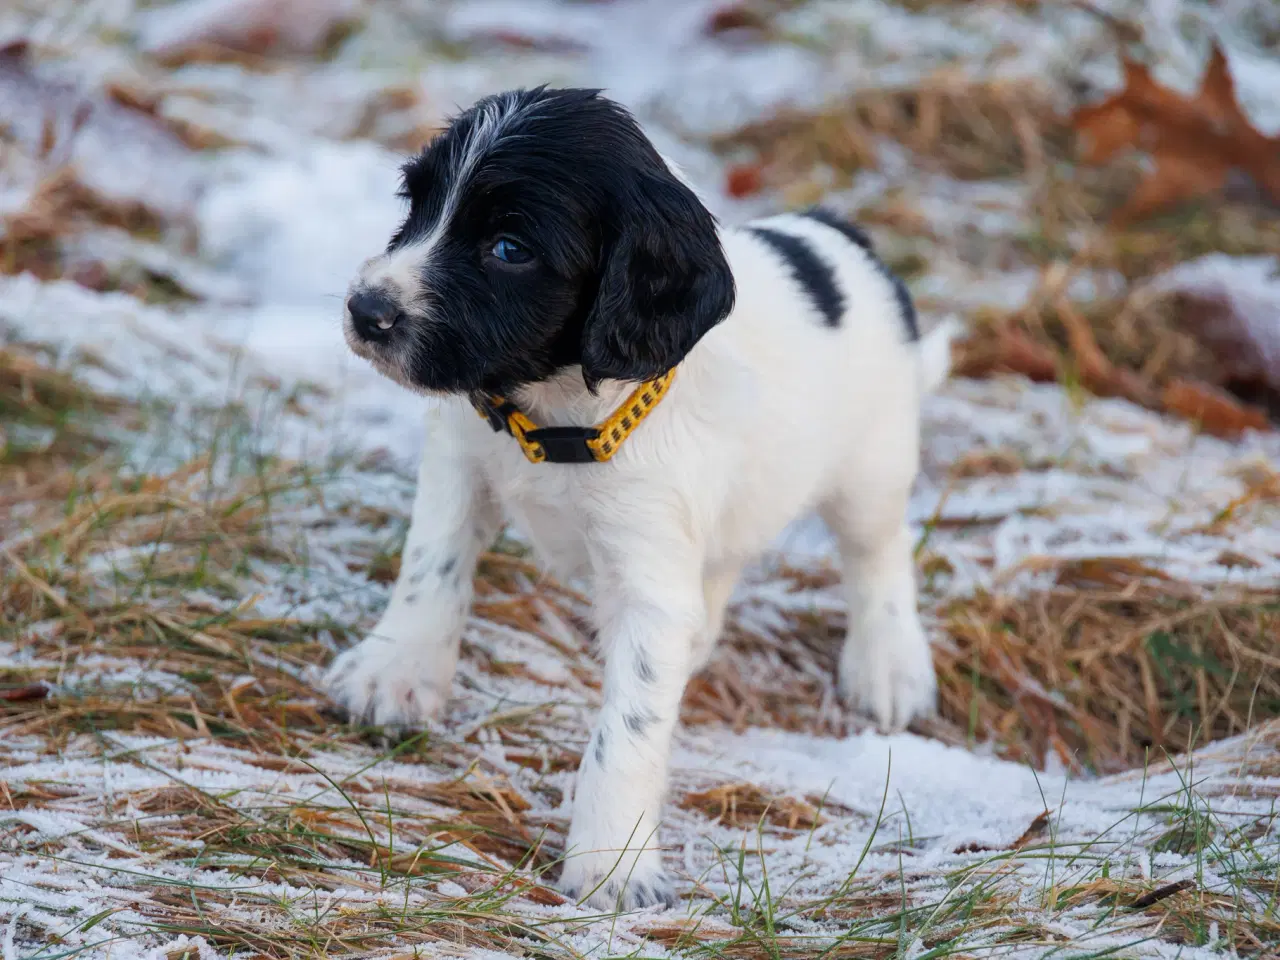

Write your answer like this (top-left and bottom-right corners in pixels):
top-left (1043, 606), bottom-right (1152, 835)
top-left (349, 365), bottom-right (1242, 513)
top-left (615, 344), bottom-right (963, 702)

top-left (343, 86), bottom-right (736, 395)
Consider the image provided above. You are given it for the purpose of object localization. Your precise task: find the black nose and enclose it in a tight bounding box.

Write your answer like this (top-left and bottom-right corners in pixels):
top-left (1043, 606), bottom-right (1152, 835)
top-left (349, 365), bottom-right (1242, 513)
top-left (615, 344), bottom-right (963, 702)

top-left (347, 289), bottom-right (402, 341)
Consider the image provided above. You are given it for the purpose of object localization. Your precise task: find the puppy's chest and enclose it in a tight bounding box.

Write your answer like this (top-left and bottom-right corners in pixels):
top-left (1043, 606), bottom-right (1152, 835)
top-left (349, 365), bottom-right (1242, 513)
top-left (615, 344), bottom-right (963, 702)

top-left (481, 455), bottom-right (596, 580)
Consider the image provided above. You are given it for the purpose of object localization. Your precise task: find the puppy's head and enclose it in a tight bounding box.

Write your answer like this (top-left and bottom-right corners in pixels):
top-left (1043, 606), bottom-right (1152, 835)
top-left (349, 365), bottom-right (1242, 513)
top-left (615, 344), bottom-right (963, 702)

top-left (344, 87), bottom-right (735, 395)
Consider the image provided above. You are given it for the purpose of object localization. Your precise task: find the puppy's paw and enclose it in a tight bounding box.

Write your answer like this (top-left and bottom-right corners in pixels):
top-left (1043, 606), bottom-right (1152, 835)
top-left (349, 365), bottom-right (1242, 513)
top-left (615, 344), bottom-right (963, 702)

top-left (839, 615), bottom-right (937, 733)
top-left (322, 635), bottom-right (450, 729)
top-left (558, 846), bottom-right (675, 913)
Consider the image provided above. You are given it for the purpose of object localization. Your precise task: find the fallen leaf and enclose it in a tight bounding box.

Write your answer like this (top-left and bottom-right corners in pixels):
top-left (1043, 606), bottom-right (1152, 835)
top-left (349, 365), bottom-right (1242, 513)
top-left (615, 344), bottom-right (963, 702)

top-left (1129, 878), bottom-right (1195, 910)
top-left (725, 162), bottom-right (764, 198)
top-left (1072, 44), bottom-right (1280, 222)
top-left (138, 0), bottom-right (361, 63)
top-left (1056, 297), bottom-right (1156, 407)
top-left (0, 682), bottom-right (51, 702)
top-left (1013, 809), bottom-right (1051, 849)
top-left (954, 324), bottom-right (1058, 382)
top-left (1161, 378), bottom-right (1269, 438)
top-left (706, 3), bottom-right (771, 35)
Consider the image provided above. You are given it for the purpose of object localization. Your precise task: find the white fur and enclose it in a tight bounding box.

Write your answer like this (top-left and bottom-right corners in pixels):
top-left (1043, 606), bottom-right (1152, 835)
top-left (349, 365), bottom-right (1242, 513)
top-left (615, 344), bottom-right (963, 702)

top-left (324, 211), bottom-right (954, 911)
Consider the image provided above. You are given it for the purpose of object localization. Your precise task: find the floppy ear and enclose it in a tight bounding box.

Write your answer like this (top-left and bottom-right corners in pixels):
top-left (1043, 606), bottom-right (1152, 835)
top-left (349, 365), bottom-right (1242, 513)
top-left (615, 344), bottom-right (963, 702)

top-left (580, 170), bottom-right (735, 386)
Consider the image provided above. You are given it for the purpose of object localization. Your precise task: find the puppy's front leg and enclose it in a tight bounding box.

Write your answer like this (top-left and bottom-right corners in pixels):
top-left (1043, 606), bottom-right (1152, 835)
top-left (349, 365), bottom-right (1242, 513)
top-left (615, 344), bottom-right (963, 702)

top-left (560, 538), bottom-right (702, 911)
top-left (325, 407), bottom-right (499, 727)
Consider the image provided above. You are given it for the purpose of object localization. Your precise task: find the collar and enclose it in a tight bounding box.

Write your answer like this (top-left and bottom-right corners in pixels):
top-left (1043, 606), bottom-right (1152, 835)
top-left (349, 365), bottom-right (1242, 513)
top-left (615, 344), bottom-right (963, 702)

top-left (470, 370), bottom-right (675, 464)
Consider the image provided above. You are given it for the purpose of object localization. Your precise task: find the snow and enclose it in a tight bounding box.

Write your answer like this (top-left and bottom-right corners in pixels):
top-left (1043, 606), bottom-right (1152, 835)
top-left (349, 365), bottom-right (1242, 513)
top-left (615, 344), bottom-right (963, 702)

top-left (197, 139), bottom-right (406, 307)
top-left (3, 720), bottom-right (1277, 958)
top-left (2, 0), bottom-right (1279, 957)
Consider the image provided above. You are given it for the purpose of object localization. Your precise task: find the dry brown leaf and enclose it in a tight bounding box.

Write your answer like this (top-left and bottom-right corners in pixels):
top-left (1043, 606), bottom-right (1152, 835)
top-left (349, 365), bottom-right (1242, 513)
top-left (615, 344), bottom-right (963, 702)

top-left (725, 162), bottom-right (765, 198)
top-left (1056, 297), bottom-right (1156, 407)
top-left (0, 683), bottom-right (51, 702)
top-left (706, 3), bottom-right (771, 35)
top-left (1072, 45), bottom-right (1280, 222)
top-left (1161, 378), bottom-right (1269, 438)
top-left (1012, 809), bottom-right (1052, 849)
top-left (954, 324), bottom-right (1059, 382)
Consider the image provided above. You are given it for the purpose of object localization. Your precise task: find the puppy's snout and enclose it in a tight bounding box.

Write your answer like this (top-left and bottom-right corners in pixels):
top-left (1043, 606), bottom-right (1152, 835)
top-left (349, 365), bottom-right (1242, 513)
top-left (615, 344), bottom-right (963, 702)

top-left (347, 289), bottom-right (403, 342)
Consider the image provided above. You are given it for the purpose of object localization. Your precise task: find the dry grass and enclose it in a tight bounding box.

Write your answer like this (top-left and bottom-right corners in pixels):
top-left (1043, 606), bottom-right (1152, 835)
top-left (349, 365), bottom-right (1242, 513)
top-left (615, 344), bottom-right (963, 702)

top-left (714, 74), bottom-right (1064, 193)
top-left (938, 572), bottom-right (1280, 773)
top-left (3, 349), bottom-right (1279, 956)
top-left (679, 781), bottom-right (854, 832)
top-left (953, 281), bottom-right (1280, 430)
top-left (713, 57), bottom-right (1280, 435)
top-left (0, 166), bottom-right (199, 303)
top-left (5, 4), bottom-right (1280, 956)
top-left (677, 560), bottom-right (1280, 776)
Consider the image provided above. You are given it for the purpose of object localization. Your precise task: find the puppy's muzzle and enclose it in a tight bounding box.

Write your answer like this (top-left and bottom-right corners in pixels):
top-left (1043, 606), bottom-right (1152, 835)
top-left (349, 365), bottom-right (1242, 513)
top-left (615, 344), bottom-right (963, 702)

top-left (347, 289), bottom-right (403, 343)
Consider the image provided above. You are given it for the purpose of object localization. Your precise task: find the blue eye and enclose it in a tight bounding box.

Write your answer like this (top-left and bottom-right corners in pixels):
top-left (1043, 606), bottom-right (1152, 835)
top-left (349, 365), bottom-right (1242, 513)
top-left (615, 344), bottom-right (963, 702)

top-left (491, 236), bottom-right (533, 264)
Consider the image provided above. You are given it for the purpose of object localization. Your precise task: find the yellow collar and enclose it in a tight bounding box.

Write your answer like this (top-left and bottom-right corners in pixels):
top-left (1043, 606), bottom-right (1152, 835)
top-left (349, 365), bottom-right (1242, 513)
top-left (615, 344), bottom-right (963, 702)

top-left (470, 370), bottom-right (675, 464)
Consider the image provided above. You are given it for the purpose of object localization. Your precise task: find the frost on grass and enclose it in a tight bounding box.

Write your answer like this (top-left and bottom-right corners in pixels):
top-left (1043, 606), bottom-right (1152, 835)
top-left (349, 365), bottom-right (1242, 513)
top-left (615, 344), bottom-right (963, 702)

top-left (3, 0), bottom-right (1280, 958)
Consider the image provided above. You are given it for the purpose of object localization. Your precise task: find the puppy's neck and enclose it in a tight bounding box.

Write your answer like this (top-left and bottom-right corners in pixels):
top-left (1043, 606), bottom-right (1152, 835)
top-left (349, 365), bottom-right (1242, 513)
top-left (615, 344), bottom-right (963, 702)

top-left (514, 367), bottom-right (634, 426)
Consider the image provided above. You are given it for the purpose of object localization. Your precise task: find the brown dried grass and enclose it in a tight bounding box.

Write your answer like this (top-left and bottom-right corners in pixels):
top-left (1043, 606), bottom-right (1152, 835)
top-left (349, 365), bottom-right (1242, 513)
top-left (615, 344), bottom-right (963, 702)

top-left (953, 282), bottom-right (1279, 435)
top-left (714, 73), bottom-right (1064, 190)
top-left (684, 560), bottom-right (1280, 775)
top-left (938, 567), bottom-right (1280, 773)
top-left (680, 781), bottom-right (833, 832)
top-left (3, 347), bottom-right (1280, 956)
top-left (5, 343), bottom-right (1278, 779)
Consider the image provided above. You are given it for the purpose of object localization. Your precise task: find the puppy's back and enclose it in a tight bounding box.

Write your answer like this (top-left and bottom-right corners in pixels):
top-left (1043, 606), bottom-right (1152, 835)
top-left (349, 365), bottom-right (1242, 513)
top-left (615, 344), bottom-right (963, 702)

top-left (718, 209), bottom-right (919, 384)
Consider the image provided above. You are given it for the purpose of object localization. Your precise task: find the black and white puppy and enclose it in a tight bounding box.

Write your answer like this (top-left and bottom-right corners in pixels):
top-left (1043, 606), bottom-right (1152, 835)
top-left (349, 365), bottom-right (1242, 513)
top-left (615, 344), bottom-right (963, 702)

top-left (325, 87), bottom-right (954, 910)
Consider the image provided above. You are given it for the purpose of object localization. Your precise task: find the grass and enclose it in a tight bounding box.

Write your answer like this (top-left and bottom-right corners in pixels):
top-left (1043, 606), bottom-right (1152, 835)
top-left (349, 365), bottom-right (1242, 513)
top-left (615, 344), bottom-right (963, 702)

top-left (4, 1), bottom-right (1280, 954)
top-left (678, 558), bottom-right (1280, 776)
top-left (937, 578), bottom-right (1280, 773)
top-left (3, 346), bottom-right (1278, 958)
top-left (712, 73), bottom-right (1064, 190)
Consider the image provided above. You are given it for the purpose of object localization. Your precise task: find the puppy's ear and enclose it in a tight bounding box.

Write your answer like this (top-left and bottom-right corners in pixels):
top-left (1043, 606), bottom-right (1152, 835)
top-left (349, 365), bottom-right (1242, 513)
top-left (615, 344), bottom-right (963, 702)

top-left (580, 169), bottom-right (735, 386)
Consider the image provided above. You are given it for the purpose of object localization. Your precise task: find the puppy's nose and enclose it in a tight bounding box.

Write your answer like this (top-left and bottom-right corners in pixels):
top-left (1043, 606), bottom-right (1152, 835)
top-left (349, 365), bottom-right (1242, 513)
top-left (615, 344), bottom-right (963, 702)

top-left (347, 289), bottom-right (402, 341)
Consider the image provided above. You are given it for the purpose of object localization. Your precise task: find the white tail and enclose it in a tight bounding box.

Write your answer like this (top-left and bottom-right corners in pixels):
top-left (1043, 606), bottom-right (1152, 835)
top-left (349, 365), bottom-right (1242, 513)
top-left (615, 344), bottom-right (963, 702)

top-left (919, 317), bottom-right (960, 395)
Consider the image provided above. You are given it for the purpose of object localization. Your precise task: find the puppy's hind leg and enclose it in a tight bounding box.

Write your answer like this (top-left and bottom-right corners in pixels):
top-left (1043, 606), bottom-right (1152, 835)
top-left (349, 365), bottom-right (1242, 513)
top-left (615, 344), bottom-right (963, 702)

top-left (819, 466), bottom-right (936, 733)
top-left (324, 406), bottom-right (500, 728)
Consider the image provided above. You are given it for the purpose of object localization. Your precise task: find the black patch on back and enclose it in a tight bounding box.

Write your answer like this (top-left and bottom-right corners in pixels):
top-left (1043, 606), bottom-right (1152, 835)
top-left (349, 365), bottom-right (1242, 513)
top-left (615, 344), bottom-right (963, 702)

top-left (801, 206), bottom-right (920, 342)
top-left (802, 206), bottom-right (875, 253)
top-left (890, 274), bottom-right (920, 341)
top-left (748, 226), bottom-right (844, 327)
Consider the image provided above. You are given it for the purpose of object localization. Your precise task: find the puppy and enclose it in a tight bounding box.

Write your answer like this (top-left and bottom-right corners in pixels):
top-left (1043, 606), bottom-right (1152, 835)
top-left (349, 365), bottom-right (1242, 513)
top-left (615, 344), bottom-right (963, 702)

top-left (324, 87), bottom-right (953, 910)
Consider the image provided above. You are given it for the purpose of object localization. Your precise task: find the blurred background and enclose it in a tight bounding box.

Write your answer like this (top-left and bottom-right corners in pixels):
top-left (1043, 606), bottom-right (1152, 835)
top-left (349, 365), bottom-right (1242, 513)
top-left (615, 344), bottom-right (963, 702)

top-left (2, 0), bottom-right (1278, 458)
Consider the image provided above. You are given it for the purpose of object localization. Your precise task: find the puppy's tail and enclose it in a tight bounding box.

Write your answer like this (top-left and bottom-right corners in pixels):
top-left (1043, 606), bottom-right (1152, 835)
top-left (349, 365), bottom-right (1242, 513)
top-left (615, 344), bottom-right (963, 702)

top-left (918, 317), bottom-right (960, 396)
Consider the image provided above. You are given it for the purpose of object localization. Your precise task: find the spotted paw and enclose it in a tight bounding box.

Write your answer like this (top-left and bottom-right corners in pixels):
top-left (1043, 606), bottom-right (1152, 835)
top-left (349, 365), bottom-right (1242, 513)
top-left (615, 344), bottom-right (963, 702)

top-left (322, 635), bottom-right (451, 729)
top-left (558, 847), bottom-right (675, 912)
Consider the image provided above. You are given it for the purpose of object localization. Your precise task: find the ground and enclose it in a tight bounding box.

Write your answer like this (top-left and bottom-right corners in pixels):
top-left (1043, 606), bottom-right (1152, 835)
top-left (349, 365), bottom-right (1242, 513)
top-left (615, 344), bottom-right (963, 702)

top-left (2, 1), bottom-right (1279, 958)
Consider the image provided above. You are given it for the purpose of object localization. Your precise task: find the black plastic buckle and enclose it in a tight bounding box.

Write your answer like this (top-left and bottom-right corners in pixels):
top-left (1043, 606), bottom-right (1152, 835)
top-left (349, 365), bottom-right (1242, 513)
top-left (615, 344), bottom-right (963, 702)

top-left (525, 426), bottom-right (599, 464)
top-left (474, 395), bottom-right (519, 436)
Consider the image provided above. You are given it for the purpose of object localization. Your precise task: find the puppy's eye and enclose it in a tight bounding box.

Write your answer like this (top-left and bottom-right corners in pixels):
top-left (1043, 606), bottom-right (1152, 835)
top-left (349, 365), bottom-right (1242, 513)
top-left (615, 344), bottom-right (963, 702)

top-left (490, 236), bottom-right (534, 265)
